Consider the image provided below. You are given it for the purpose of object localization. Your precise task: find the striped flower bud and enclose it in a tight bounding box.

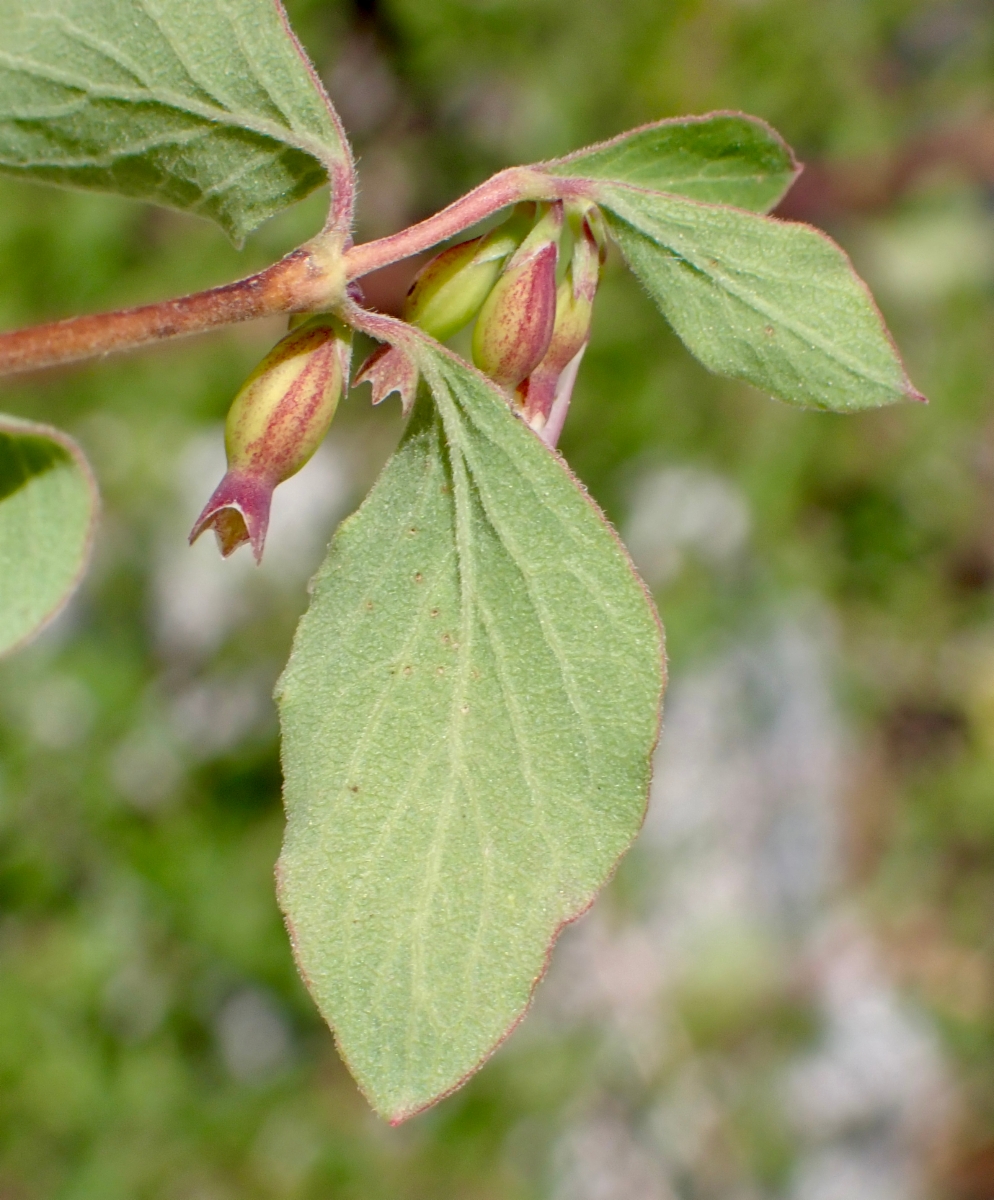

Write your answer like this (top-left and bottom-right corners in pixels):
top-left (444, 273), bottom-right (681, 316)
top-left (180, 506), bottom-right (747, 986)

top-left (402, 204), bottom-right (535, 343)
top-left (517, 210), bottom-right (602, 446)
top-left (190, 314), bottom-right (351, 562)
top-left (471, 202), bottom-right (563, 389)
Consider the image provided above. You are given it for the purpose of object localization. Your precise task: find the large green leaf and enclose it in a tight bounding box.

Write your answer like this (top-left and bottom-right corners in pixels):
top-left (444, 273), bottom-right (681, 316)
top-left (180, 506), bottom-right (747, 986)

top-left (597, 182), bottom-right (923, 412)
top-left (0, 0), bottom-right (350, 244)
top-left (277, 347), bottom-right (664, 1120)
top-left (0, 415), bottom-right (97, 657)
top-left (542, 112), bottom-right (798, 213)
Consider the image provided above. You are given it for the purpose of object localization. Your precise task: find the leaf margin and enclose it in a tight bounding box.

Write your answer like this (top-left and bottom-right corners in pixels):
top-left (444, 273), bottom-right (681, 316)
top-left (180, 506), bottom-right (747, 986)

top-left (538, 109), bottom-right (801, 214)
top-left (0, 413), bottom-right (98, 658)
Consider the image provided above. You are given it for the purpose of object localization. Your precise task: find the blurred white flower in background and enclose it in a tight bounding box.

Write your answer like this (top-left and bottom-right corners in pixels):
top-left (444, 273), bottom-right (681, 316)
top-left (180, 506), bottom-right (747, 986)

top-left (537, 615), bottom-right (953, 1200)
top-left (860, 202), bottom-right (994, 304)
top-left (552, 1113), bottom-right (678, 1200)
top-left (216, 986), bottom-right (295, 1083)
top-left (623, 466), bottom-right (751, 588)
top-left (786, 920), bottom-right (952, 1200)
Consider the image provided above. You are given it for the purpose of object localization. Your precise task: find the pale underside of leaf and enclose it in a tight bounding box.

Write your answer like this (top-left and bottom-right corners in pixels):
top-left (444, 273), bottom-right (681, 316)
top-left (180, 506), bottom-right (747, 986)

top-left (0, 415), bottom-right (97, 657)
top-left (541, 111), bottom-right (799, 213)
top-left (597, 182), bottom-right (923, 412)
top-left (0, 0), bottom-right (350, 242)
top-left (277, 350), bottom-right (664, 1120)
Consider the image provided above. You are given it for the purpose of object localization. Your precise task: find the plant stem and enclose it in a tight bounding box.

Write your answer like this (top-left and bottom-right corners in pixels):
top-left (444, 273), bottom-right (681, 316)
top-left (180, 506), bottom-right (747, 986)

top-left (342, 167), bottom-right (557, 279)
top-left (0, 242), bottom-right (348, 378)
top-left (0, 167), bottom-right (578, 379)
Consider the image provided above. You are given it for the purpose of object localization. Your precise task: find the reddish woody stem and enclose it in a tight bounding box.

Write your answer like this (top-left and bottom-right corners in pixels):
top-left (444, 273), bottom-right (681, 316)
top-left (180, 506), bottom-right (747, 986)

top-left (342, 167), bottom-right (558, 279)
top-left (0, 243), bottom-right (343, 378)
top-left (0, 167), bottom-right (581, 379)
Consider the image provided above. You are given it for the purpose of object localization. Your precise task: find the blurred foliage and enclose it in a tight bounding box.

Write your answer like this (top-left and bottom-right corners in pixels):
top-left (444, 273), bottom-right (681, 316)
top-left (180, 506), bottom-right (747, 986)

top-left (4, 0), bottom-right (994, 1196)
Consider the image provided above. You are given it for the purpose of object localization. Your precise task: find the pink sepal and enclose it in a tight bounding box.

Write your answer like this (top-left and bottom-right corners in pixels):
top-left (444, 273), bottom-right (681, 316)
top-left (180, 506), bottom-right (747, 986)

top-left (354, 344), bottom-right (419, 415)
top-left (188, 470), bottom-right (275, 564)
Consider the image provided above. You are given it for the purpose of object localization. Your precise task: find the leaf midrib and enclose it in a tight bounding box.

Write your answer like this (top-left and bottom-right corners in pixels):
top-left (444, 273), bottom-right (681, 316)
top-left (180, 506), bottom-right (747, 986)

top-left (395, 406), bottom-right (474, 1103)
top-left (459, 438), bottom-right (600, 791)
top-left (318, 481), bottom-right (457, 876)
top-left (434, 371), bottom-right (603, 785)
top-left (547, 161), bottom-right (790, 191)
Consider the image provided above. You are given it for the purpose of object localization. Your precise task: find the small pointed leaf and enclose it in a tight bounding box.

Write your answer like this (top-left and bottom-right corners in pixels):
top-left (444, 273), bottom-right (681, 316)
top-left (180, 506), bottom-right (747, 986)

top-left (277, 347), bottom-right (664, 1120)
top-left (597, 182), bottom-right (923, 412)
top-left (0, 415), bottom-right (97, 656)
top-left (0, 0), bottom-right (351, 243)
top-left (542, 112), bottom-right (799, 213)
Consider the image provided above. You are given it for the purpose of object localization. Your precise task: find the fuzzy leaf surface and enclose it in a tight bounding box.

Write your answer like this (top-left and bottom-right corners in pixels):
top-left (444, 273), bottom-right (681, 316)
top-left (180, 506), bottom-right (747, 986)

top-left (0, 0), bottom-right (349, 243)
top-left (0, 416), bottom-right (96, 656)
top-left (277, 348), bottom-right (664, 1120)
top-left (543, 112), bottom-right (798, 213)
top-left (598, 183), bottom-right (923, 412)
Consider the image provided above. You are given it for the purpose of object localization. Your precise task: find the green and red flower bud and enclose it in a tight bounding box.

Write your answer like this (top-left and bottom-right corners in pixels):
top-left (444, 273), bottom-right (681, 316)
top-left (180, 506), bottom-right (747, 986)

top-left (402, 204), bottom-right (534, 343)
top-left (516, 209), bottom-right (603, 446)
top-left (471, 202), bottom-right (563, 389)
top-left (190, 314), bottom-right (351, 562)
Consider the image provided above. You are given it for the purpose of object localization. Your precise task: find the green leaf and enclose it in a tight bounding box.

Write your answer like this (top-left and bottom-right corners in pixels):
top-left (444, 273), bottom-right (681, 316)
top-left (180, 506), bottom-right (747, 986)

top-left (542, 112), bottom-right (798, 213)
top-left (0, 0), bottom-right (351, 244)
top-left (277, 348), bottom-right (664, 1120)
top-left (597, 182), bottom-right (924, 412)
top-left (0, 415), bottom-right (97, 657)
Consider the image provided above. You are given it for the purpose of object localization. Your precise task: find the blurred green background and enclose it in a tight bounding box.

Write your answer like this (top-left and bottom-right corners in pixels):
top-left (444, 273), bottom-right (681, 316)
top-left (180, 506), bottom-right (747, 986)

top-left (3, 0), bottom-right (994, 1195)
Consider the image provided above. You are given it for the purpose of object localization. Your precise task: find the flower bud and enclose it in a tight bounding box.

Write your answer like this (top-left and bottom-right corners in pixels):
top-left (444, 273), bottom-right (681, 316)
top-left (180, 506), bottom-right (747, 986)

top-left (402, 204), bottom-right (534, 343)
top-left (471, 202), bottom-right (563, 389)
top-left (190, 314), bottom-right (351, 562)
top-left (516, 211), bottom-right (602, 444)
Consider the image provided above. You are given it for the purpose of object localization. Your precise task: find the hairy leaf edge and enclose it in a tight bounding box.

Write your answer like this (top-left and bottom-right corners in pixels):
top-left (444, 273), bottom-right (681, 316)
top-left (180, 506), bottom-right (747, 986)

top-left (539, 109), bottom-right (802, 213)
top-left (270, 0), bottom-right (356, 229)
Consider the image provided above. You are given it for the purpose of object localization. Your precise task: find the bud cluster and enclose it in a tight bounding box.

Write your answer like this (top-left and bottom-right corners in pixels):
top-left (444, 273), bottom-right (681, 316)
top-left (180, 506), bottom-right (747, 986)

top-left (515, 207), bottom-right (606, 445)
top-left (192, 201), bottom-right (609, 562)
top-left (362, 199), bottom-right (606, 447)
